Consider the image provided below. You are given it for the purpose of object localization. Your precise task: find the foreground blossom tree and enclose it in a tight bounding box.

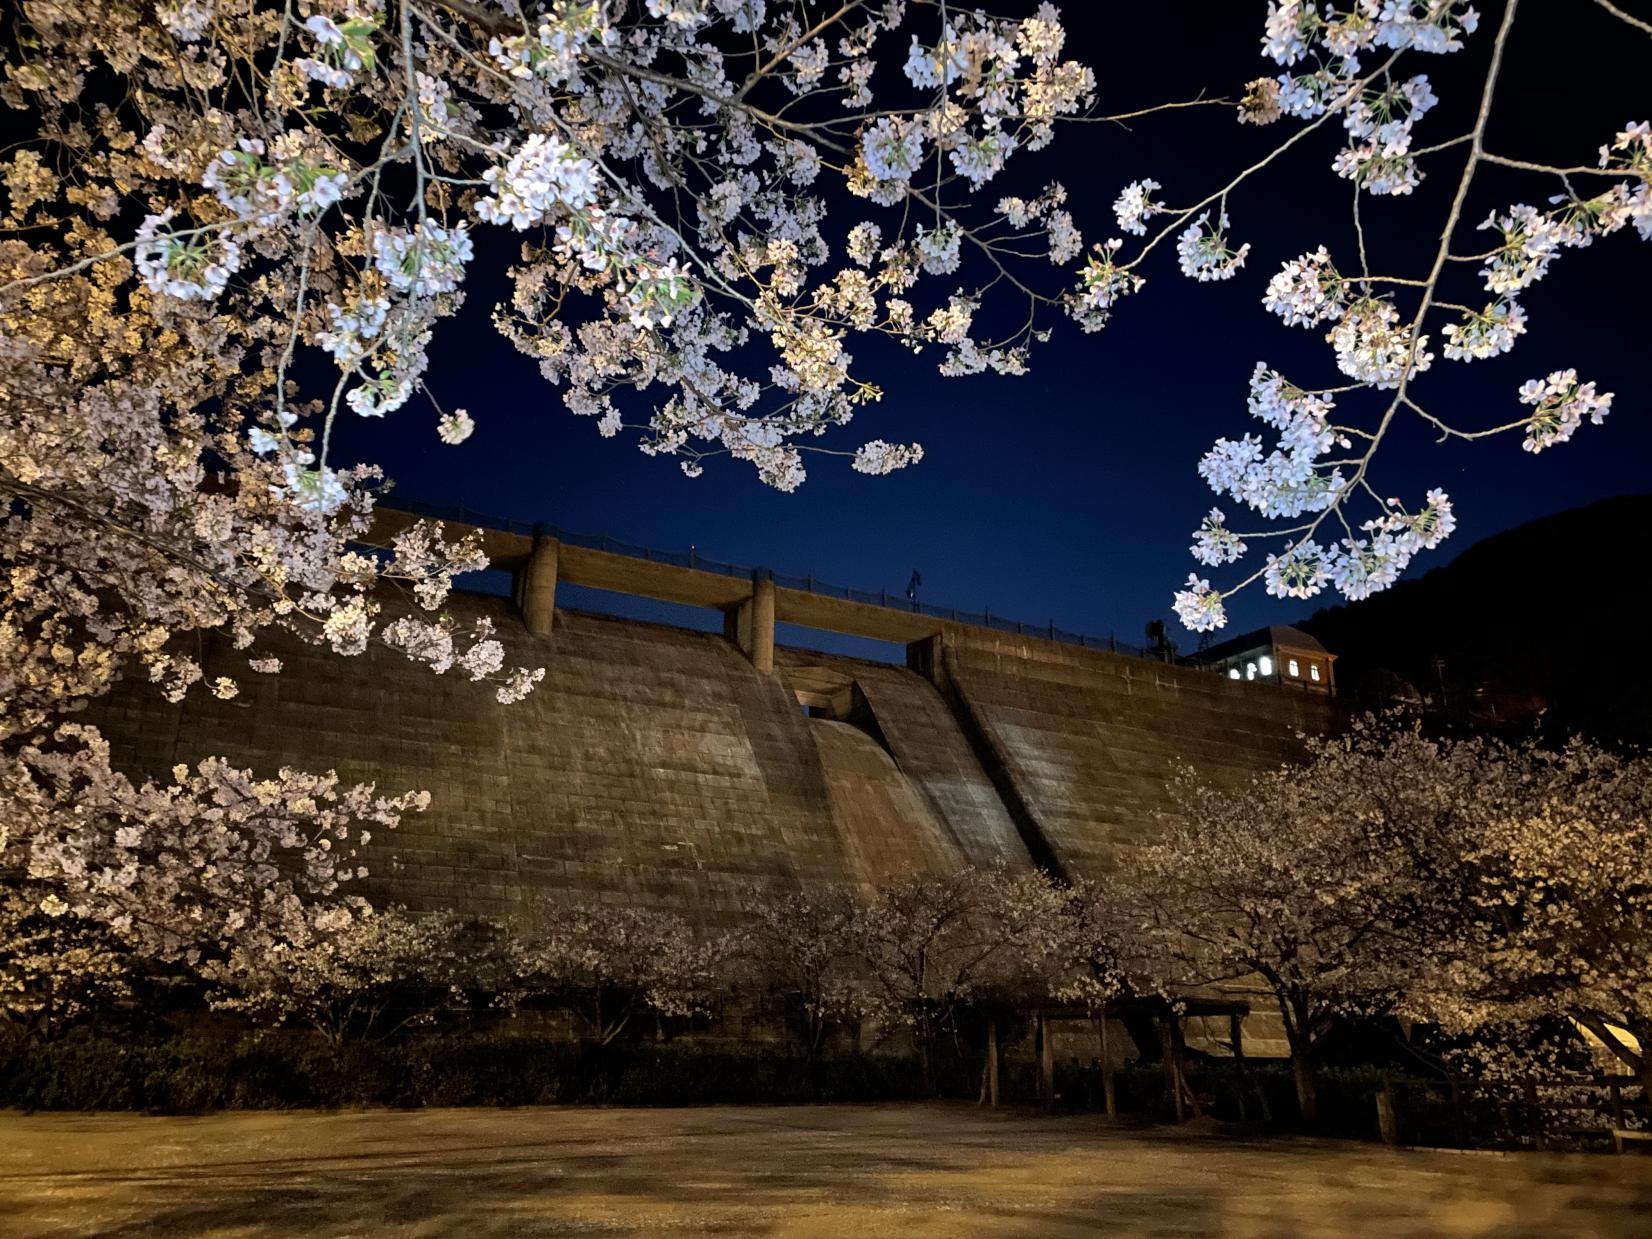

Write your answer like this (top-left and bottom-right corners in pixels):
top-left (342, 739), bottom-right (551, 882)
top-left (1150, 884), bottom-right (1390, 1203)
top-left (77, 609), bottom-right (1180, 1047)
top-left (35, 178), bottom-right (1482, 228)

top-left (206, 907), bottom-right (487, 1043)
top-left (1, 1), bottom-right (1646, 956)
top-left (1389, 736), bottom-right (1652, 1103)
top-left (0, 882), bottom-right (134, 1042)
top-left (2, 724), bottom-right (429, 967)
top-left (736, 885), bottom-right (867, 1058)
top-left (1168, 1), bottom-right (1650, 629)
top-left (1130, 738), bottom-right (1436, 1123)
top-left (500, 902), bottom-right (725, 1045)
top-left (851, 864), bottom-right (1065, 1092)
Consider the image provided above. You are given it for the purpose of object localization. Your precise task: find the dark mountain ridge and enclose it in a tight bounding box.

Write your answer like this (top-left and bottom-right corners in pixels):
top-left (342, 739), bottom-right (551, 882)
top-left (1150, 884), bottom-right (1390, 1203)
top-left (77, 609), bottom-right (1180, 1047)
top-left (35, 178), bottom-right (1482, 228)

top-left (1299, 494), bottom-right (1652, 746)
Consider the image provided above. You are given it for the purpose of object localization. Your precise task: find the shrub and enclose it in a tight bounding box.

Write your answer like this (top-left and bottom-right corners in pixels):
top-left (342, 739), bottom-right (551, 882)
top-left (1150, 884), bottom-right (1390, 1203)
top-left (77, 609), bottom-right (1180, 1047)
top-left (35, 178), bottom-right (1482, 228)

top-left (0, 1030), bottom-right (931, 1112)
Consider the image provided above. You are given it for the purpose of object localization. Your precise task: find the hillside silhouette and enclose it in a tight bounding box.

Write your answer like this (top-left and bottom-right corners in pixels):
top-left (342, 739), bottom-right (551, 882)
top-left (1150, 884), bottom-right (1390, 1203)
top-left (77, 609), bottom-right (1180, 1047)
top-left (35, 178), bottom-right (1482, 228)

top-left (1299, 494), bottom-right (1652, 747)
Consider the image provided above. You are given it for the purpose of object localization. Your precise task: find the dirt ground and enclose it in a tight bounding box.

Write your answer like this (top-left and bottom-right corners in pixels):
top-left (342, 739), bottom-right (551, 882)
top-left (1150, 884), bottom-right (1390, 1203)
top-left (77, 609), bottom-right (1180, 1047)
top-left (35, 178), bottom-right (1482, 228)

top-left (3, 1103), bottom-right (1651, 1238)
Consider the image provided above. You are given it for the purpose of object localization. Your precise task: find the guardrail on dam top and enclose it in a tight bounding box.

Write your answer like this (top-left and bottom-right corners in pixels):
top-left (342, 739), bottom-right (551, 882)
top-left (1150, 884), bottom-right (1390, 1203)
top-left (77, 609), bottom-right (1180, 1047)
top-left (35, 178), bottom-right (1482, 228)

top-left (382, 495), bottom-right (1167, 663)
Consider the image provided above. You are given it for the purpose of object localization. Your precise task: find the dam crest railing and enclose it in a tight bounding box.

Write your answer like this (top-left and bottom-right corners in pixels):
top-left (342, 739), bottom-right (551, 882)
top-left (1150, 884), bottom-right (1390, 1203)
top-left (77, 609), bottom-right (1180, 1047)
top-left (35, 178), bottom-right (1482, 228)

top-left (389, 496), bottom-right (1167, 662)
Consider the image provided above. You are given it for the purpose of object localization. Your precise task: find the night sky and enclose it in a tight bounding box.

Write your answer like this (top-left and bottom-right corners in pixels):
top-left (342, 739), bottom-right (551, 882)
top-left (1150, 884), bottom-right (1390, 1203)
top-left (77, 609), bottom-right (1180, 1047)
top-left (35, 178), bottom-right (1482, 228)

top-left (335, 2), bottom-right (1652, 659)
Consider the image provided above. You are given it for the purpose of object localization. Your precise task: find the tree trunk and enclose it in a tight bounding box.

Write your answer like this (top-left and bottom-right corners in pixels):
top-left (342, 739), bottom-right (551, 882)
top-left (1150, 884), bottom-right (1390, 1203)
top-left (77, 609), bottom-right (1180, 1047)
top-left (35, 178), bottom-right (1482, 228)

top-left (1170, 1017), bottom-right (1200, 1118)
top-left (1039, 1014), bottom-right (1055, 1110)
top-left (1096, 1018), bottom-right (1117, 1120)
top-left (986, 1020), bottom-right (1000, 1108)
top-left (1160, 1019), bottom-right (1184, 1123)
top-left (918, 1010), bottom-right (934, 1096)
top-left (1292, 1053), bottom-right (1318, 1125)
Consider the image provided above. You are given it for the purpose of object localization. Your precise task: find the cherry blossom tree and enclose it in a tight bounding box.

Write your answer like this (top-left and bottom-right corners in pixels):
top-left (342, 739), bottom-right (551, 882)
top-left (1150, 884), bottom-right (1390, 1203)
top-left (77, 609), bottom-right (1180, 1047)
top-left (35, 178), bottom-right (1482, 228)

top-left (206, 906), bottom-right (486, 1043)
top-left (1139, 720), bottom-right (1652, 1119)
top-left (1033, 873), bottom-right (1148, 1014)
top-left (736, 885), bottom-right (867, 1057)
top-left (850, 864), bottom-right (1063, 1091)
top-left (1390, 736), bottom-right (1652, 1103)
top-left (2, 724), bottom-right (427, 965)
top-left (1129, 738), bottom-right (1434, 1122)
top-left (0, 882), bottom-right (135, 1042)
top-left (500, 902), bottom-right (725, 1045)
top-left (1168, 1), bottom-right (1650, 630)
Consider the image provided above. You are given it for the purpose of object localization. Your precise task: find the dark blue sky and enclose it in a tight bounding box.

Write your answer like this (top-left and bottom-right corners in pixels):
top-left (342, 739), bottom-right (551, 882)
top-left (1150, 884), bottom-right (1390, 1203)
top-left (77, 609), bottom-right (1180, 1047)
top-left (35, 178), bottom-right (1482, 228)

top-left (337, 3), bottom-right (1650, 658)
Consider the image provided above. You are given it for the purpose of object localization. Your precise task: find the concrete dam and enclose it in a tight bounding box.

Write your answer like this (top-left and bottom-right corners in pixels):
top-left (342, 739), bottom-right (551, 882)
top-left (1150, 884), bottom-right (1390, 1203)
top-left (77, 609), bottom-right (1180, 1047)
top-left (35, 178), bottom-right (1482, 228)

top-left (86, 508), bottom-right (1337, 926)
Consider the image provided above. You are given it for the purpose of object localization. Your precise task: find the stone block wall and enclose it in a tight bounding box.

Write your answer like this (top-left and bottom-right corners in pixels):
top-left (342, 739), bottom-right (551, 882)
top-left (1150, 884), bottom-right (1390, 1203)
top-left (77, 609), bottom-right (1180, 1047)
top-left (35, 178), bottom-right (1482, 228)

top-left (935, 628), bottom-right (1337, 881)
top-left (85, 591), bottom-right (1336, 928)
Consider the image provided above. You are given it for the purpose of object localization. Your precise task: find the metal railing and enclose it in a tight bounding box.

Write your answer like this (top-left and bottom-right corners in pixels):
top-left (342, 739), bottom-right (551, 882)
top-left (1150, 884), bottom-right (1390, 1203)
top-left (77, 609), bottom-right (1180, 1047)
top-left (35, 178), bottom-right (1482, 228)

top-left (389, 496), bottom-right (1165, 662)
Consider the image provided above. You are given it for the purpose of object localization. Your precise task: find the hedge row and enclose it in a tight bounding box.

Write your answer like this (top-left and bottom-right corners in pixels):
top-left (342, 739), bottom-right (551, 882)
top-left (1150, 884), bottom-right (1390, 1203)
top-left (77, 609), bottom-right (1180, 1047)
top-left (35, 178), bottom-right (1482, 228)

top-left (0, 1031), bottom-right (941, 1111)
top-left (2, 1027), bottom-right (1411, 1135)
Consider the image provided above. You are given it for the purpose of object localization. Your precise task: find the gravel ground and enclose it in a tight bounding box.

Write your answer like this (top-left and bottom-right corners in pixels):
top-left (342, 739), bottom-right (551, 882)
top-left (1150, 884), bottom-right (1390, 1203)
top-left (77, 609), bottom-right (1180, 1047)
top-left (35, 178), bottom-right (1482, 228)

top-left (3, 1103), bottom-right (1651, 1238)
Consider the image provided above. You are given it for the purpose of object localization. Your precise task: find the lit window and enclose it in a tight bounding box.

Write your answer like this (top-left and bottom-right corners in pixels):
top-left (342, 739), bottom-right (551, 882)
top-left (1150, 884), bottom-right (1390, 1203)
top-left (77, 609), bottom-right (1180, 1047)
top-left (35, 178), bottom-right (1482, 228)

top-left (1310, 664), bottom-right (1321, 682)
top-left (1288, 659), bottom-right (1300, 677)
top-left (1258, 655), bottom-right (1274, 676)
top-left (1228, 668), bottom-right (1241, 680)
top-left (1245, 662), bottom-right (1256, 680)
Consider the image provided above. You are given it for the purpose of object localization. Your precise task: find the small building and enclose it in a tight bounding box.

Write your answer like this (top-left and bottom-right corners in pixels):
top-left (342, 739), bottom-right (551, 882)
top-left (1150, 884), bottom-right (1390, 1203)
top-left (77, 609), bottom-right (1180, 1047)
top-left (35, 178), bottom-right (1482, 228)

top-left (1195, 625), bottom-right (1336, 695)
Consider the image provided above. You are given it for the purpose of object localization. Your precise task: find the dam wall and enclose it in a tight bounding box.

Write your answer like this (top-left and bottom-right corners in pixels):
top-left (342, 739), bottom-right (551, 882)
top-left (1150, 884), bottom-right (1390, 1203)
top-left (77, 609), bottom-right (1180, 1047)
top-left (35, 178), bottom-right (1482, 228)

top-left (84, 511), bottom-right (1337, 927)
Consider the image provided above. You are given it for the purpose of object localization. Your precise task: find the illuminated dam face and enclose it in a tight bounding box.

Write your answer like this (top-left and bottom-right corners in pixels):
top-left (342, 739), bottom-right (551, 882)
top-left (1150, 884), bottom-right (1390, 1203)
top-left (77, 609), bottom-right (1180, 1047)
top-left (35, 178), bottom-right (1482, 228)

top-left (87, 517), bottom-right (1336, 926)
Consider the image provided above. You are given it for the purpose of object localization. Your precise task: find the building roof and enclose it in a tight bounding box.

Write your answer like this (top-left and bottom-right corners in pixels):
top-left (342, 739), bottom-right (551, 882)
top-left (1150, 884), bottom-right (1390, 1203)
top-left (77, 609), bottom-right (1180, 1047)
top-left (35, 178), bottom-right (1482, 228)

top-left (1194, 624), bottom-right (1332, 665)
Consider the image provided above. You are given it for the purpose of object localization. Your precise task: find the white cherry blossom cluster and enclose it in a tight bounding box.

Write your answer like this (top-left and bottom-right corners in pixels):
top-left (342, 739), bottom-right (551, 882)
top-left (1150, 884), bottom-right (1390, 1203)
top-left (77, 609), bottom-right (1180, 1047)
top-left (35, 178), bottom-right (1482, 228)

top-left (157, 0), bottom-right (215, 42)
top-left (1263, 246), bottom-right (1347, 327)
top-left (1333, 75), bottom-right (1436, 195)
top-left (1172, 574), bottom-right (1226, 632)
top-left (861, 116), bottom-right (927, 183)
top-left (1517, 369), bottom-right (1614, 454)
top-left (134, 210), bottom-right (241, 301)
top-left (1263, 540), bottom-right (1330, 599)
top-left (488, 3), bottom-right (615, 85)
top-left (1373, 488), bottom-right (1457, 553)
top-left (1190, 509), bottom-right (1247, 567)
top-left (1176, 212), bottom-right (1250, 282)
top-left (1069, 239), bottom-right (1143, 332)
top-left (851, 439), bottom-right (924, 476)
top-left (370, 222), bottom-right (473, 297)
top-left (1199, 365), bottom-right (1344, 524)
top-left (1327, 532), bottom-right (1403, 600)
top-left (1327, 297), bottom-right (1433, 387)
top-left (1441, 300), bottom-right (1525, 362)
top-left (1479, 204), bottom-right (1564, 294)
top-left (1112, 179), bottom-right (1163, 236)
top-left (203, 137), bottom-right (347, 224)
top-left (437, 407), bottom-right (474, 445)
top-left (477, 134), bottom-right (599, 229)
top-left (315, 292), bottom-right (391, 366)
top-left (296, 11), bottom-right (379, 91)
